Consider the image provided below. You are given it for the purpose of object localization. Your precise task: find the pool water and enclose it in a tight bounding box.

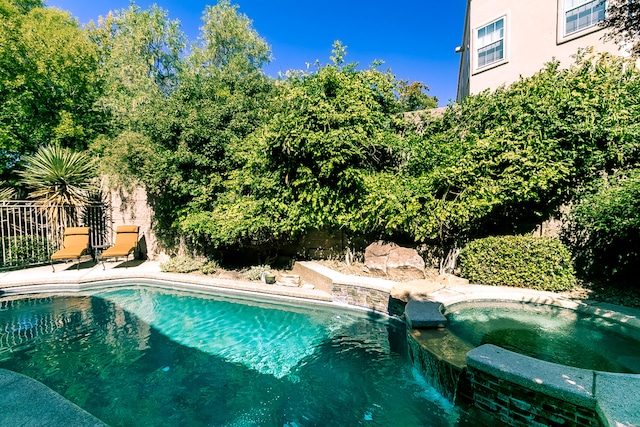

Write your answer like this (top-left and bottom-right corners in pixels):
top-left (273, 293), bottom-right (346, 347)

top-left (0, 287), bottom-right (461, 426)
top-left (445, 302), bottom-right (640, 373)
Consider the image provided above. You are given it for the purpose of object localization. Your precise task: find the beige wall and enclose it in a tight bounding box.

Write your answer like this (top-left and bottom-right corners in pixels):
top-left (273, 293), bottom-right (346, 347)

top-left (460, 0), bottom-right (621, 97)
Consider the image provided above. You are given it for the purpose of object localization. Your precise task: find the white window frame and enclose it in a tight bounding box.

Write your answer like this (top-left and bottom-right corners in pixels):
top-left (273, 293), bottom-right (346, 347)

top-left (560, 0), bottom-right (606, 40)
top-left (474, 16), bottom-right (507, 72)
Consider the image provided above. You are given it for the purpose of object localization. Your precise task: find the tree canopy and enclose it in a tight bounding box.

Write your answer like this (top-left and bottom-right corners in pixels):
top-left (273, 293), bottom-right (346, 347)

top-left (0, 2), bottom-right (102, 181)
top-left (88, 4), bottom-right (185, 129)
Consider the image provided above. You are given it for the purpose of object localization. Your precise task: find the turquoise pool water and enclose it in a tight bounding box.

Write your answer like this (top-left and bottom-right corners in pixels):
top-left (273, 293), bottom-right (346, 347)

top-left (445, 302), bottom-right (640, 373)
top-left (0, 287), bottom-right (461, 426)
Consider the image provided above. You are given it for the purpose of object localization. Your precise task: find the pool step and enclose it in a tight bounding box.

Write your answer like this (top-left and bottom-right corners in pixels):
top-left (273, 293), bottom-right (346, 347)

top-left (405, 300), bottom-right (447, 329)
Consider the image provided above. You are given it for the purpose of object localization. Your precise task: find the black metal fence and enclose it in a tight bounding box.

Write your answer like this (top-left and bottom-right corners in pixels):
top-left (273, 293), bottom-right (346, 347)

top-left (0, 200), bottom-right (110, 270)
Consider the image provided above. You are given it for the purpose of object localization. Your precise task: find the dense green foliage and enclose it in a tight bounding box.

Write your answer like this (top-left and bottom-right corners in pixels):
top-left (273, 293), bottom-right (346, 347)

top-left (4, 0), bottom-right (640, 288)
top-left (176, 42), bottom-right (408, 250)
top-left (0, 0), bottom-right (103, 180)
top-left (398, 51), bottom-right (640, 246)
top-left (458, 235), bottom-right (577, 291)
top-left (90, 1), bottom-right (275, 247)
top-left (563, 169), bottom-right (640, 284)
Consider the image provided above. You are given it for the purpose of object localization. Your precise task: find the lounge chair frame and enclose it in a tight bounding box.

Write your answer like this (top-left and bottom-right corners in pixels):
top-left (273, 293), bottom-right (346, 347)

top-left (50, 227), bottom-right (91, 272)
top-left (98, 225), bottom-right (140, 269)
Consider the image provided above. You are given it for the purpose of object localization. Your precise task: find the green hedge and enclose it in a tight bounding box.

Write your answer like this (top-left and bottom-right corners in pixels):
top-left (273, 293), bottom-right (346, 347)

top-left (458, 235), bottom-right (577, 291)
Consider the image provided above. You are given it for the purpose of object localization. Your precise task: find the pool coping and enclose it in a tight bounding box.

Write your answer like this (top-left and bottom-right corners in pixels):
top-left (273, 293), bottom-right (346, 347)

top-left (427, 283), bottom-right (640, 330)
top-left (0, 261), bottom-right (334, 304)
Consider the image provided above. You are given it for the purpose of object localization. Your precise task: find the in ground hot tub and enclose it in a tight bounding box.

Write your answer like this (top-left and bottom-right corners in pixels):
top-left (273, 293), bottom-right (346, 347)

top-left (444, 301), bottom-right (640, 374)
top-left (407, 296), bottom-right (640, 427)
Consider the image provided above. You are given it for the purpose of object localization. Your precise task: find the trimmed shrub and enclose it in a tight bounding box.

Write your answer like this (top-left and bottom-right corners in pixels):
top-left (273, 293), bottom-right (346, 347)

top-left (160, 256), bottom-right (203, 273)
top-left (458, 235), bottom-right (577, 291)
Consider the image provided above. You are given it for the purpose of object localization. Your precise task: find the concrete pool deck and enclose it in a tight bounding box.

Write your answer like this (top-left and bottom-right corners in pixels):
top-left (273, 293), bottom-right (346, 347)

top-left (0, 260), bottom-right (335, 302)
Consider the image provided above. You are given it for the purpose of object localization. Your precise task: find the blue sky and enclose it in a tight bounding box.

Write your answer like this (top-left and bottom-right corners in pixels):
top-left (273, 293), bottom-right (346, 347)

top-left (45, 1), bottom-right (467, 105)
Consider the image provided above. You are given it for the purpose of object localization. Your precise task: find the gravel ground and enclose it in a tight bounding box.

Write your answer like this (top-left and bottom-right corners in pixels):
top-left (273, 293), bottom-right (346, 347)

top-left (565, 282), bottom-right (640, 309)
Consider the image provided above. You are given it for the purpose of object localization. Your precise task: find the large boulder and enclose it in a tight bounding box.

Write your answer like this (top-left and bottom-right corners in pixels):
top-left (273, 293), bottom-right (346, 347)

top-left (364, 241), bottom-right (426, 280)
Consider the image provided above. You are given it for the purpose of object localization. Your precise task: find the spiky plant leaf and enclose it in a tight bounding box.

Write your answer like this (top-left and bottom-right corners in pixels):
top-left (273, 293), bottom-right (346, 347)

top-left (0, 182), bottom-right (16, 200)
top-left (19, 144), bottom-right (96, 226)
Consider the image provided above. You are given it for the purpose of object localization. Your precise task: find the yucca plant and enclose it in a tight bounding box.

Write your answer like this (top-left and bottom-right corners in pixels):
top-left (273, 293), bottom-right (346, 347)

top-left (0, 182), bottom-right (16, 200)
top-left (19, 144), bottom-right (97, 231)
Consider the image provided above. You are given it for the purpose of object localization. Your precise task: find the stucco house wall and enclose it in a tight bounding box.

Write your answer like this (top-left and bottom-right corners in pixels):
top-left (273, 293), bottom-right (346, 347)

top-left (457, 0), bottom-right (623, 99)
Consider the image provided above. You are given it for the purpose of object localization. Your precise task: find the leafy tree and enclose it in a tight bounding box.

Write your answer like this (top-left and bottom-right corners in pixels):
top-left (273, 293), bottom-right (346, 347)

top-left (190, 0), bottom-right (271, 73)
top-left (88, 4), bottom-right (185, 130)
top-left (176, 42), bottom-right (408, 251)
top-left (93, 1), bottom-right (275, 249)
top-left (19, 144), bottom-right (96, 227)
top-left (134, 69), bottom-right (275, 242)
top-left (0, 3), bottom-right (102, 178)
top-left (600, 0), bottom-right (640, 56)
top-left (2, 0), bottom-right (42, 14)
top-left (397, 80), bottom-right (437, 111)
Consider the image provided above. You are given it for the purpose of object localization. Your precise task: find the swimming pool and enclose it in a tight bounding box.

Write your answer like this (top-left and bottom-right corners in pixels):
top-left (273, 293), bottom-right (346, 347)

top-left (0, 286), bottom-right (461, 426)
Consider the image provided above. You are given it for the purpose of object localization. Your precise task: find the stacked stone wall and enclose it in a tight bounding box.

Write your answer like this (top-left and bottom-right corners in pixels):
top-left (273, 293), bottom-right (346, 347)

top-left (331, 283), bottom-right (390, 313)
top-left (460, 368), bottom-right (601, 427)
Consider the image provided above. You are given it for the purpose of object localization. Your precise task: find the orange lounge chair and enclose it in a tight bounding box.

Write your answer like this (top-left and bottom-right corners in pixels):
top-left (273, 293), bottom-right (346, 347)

top-left (98, 225), bottom-right (139, 269)
top-left (50, 227), bottom-right (91, 272)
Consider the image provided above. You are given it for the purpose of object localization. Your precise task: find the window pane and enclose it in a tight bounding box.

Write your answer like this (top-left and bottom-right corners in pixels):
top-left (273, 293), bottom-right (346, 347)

top-left (566, 14), bottom-right (578, 34)
top-left (594, 1), bottom-right (606, 20)
top-left (478, 40), bottom-right (504, 68)
top-left (476, 18), bottom-right (505, 68)
top-left (565, 0), bottom-right (606, 35)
